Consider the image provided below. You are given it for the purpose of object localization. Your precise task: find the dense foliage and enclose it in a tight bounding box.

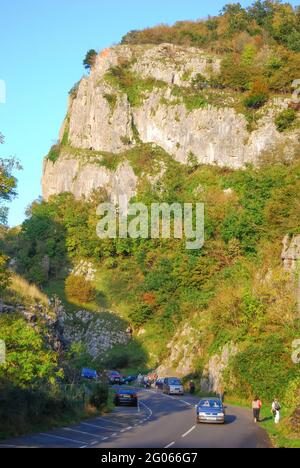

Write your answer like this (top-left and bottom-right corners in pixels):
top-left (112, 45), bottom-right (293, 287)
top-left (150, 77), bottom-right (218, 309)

top-left (0, 132), bottom-right (19, 225)
top-left (122, 1), bottom-right (300, 95)
top-left (5, 144), bottom-right (300, 402)
top-left (65, 274), bottom-right (96, 303)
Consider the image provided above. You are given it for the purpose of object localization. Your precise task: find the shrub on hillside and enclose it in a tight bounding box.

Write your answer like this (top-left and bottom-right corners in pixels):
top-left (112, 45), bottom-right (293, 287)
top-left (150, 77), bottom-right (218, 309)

top-left (0, 383), bottom-right (81, 438)
top-left (226, 335), bottom-right (300, 401)
top-left (0, 253), bottom-right (11, 294)
top-left (89, 383), bottom-right (109, 411)
top-left (275, 109), bottom-right (297, 132)
top-left (244, 79), bottom-right (269, 109)
top-left (65, 274), bottom-right (96, 303)
top-left (244, 93), bottom-right (268, 109)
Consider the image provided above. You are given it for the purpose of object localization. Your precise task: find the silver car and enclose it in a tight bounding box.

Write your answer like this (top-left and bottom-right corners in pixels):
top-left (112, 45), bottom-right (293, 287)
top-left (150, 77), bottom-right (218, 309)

top-left (163, 377), bottom-right (184, 396)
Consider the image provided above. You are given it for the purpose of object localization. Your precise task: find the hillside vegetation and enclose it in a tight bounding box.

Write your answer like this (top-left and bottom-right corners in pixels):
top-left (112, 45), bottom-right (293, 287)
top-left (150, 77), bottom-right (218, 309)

top-left (1, 2), bottom-right (300, 446)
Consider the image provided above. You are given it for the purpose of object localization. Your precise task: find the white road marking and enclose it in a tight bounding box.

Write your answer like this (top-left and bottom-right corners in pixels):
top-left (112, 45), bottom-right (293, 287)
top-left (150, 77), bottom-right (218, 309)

top-left (182, 426), bottom-right (196, 438)
top-left (80, 445), bottom-right (88, 449)
top-left (139, 401), bottom-right (153, 419)
top-left (40, 433), bottom-right (83, 445)
top-left (111, 433), bottom-right (118, 437)
top-left (63, 427), bottom-right (102, 438)
top-left (179, 400), bottom-right (192, 407)
top-left (120, 426), bottom-right (132, 433)
top-left (165, 441), bottom-right (175, 448)
top-left (81, 422), bottom-right (116, 431)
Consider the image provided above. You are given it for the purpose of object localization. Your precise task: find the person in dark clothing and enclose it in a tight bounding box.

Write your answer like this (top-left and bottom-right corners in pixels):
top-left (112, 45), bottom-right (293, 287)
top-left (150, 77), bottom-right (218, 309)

top-left (189, 380), bottom-right (196, 395)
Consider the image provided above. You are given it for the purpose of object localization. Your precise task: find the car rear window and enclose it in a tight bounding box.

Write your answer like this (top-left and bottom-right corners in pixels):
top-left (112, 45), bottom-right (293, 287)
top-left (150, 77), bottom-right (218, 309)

top-left (168, 379), bottom-right (182, 385)
top-left (199, 400), bottom-right (222, 408)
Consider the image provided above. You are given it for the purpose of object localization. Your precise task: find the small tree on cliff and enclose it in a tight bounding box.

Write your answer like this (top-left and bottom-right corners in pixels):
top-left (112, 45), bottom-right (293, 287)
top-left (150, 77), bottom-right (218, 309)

top-left (83, 49), bottom-right (97, 72)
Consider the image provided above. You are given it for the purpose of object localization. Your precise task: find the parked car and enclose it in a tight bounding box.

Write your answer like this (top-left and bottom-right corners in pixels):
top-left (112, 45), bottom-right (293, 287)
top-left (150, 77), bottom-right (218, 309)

top-left (155, 378), bottom-right (164, 390)
top-left (114, 388), bottom-right (138, 407)
top-left (122, 375), bottom-right (137, 385)
top-left (163, 377), bottom-right (184, 396)
top-left (196, 398), bottom-right (226, 424)
top-left (81, 368), bottom-right (99, 381)
top-left (107, 370), bottom-right (122, 385)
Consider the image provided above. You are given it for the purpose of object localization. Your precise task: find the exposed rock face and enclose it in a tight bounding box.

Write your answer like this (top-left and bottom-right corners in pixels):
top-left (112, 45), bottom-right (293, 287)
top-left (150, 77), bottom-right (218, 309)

top-left (132, 43), bottom-right (221, 87)
top-left (156, 322), bottom-right (204, 377)
top-left (58, 308), bottom-right (129, 358)
top-left (42, 43), bottom-right (299, 201)
top-left (42, 156), bottom-right (137, 204)
top-left (200, 343), bottom-right (238, 394)
top-left (133, 94), bottom-right (285, 167)
top-left (282, 235), bottom-right (300, 314)
top-left (282, 235), bottom-right (300, 272)
top-left (68, 80), bottom-right (133, 153)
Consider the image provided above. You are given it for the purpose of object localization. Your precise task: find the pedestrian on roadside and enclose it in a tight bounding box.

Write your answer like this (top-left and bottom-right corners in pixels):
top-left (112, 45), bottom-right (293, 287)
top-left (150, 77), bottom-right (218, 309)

top-left (252, 396), bottom-right (262, 423)
top-left (137, 373), bottom-right (143, 387)
top-left (271, 398), bottom-right (281, 425)
top-left (189, 380), bottom-right (196, 395)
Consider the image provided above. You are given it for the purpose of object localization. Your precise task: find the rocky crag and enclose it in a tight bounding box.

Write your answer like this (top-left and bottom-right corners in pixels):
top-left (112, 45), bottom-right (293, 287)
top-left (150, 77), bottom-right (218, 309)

top-left (42, 44), bottom-right (299, 204)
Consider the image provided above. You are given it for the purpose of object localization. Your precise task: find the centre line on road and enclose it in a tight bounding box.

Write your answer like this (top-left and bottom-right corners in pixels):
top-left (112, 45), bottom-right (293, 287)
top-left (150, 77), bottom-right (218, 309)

top-left (165, 442), bottom-right (175, 449)
top-left (182, 426), bottom-right (196, 438)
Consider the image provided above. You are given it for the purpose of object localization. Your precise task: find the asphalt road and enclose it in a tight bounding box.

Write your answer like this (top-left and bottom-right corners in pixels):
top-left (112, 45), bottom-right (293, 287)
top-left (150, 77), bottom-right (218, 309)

top-left (0, 389), bottom-right (271, 449)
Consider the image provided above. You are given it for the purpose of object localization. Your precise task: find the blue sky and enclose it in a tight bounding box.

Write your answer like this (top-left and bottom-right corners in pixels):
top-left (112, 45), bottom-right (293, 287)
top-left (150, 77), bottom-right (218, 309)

top-left (0, 0), bottom-right (298, 226)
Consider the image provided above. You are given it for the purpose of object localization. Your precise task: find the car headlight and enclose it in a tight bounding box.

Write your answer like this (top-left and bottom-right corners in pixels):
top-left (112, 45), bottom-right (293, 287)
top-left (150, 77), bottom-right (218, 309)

top-left (217, 413), bottom-right (224, 417)
top-left (198, 412), bottom-right (207, 417)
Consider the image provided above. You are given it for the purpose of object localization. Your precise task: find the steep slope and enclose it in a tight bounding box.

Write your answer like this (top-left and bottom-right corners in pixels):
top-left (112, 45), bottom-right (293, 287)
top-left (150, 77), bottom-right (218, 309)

top-left (42, 43), bottom-right (299, 202)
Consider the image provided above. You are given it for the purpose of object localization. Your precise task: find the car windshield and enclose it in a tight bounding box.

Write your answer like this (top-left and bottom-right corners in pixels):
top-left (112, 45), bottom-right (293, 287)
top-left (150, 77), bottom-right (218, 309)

top-left (199, 400), bottom-right (222, 408)
top-left (169, 379), bottom-right (182, 385)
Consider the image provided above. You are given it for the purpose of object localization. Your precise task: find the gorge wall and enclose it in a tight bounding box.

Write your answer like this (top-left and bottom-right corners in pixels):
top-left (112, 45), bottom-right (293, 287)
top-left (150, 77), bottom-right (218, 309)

top-left (42, 43), bottom-right (299, 203)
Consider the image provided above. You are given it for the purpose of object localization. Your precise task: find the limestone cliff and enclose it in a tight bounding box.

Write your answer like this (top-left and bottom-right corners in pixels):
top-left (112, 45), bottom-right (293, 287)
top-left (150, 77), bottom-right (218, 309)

top-left (42, 43), bottom-right (299, 202)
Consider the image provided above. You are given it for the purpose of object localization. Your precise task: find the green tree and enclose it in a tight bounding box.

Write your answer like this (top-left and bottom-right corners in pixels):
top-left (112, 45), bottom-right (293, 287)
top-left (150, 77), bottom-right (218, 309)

top-left (222, 3), bottom-right (249, 34)
top-left (247, 1), bottom-right (275, 27)
top-left (83, 49), bottom-right (97, 71)
top-left (0, 253), bottom-right (11, 295)
top-left (0, 314), bottom-right (61, 388)
top-left (0, 133), bottom-right (19, 224)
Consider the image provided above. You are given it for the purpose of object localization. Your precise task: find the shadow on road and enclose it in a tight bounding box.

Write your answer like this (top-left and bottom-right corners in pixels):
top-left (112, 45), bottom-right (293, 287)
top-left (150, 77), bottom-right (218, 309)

top-left (224, 415), bottom-right (237, 425)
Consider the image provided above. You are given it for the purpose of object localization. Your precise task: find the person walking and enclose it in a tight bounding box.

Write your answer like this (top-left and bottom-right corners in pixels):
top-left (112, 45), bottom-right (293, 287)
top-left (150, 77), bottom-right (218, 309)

top-left (189, 380), bottom-right (196, 395)
top-left (271, 398), bottom-right (281, 425)
top-left (252, 396), bottom-right (262, 423)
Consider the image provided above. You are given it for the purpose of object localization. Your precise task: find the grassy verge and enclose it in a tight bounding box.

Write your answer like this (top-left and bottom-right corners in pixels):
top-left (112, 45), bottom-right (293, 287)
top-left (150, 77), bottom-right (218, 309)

top-left (224, 395), bottom-right (300, 448)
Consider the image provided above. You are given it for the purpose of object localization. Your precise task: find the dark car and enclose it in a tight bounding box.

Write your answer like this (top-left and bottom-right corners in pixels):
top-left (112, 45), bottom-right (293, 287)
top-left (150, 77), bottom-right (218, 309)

top-left (114, 389), bottom-right (138, 407)
top-left (122, 375), bottom-right (137, 385)
top-left (81, 368), bottom-right (98, 381)
top-left (196, 398), bottom-right (225, 424)
top-left (155, 378), bottom-right (164, 390)
top-left (107, 371), bottom-right (122, 385)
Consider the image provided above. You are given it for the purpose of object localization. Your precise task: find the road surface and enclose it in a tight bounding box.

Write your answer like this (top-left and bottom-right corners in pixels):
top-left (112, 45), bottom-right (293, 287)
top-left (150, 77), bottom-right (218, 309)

top-left (0, 389), bottom-right (271, 448)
